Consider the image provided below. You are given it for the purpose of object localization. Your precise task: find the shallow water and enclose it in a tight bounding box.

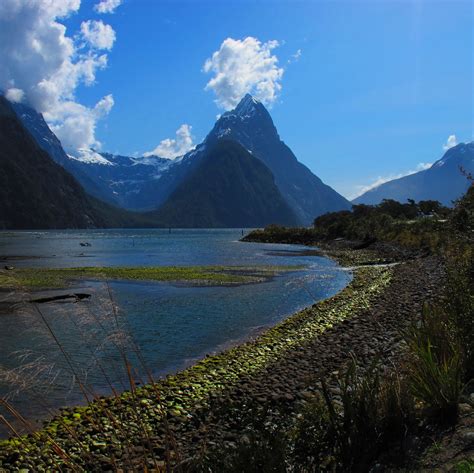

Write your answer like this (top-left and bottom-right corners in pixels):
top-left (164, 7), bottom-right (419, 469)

top-left (0, 229), bottom-right (351, 436)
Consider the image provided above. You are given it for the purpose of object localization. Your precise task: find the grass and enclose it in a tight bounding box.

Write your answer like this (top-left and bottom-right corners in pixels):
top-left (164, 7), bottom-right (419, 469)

top-left (454, 459), bottom-right (474, 473)
top-left (0, 264), bottom-right (305, 289)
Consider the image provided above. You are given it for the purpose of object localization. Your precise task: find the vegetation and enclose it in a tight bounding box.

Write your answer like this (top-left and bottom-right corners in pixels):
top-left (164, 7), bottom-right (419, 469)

top-left (245, 197), bottom-right (454, 252)
top-left (0, 265), bottom-right (392, 470)
top-left (231, 185), bottom-right (474, 470)
top-left (0, 264), bottom-right (305, 289)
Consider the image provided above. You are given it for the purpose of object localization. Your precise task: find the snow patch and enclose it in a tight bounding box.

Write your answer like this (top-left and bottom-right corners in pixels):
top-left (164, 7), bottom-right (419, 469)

top-left (68, 148), bottom-right (114, 166)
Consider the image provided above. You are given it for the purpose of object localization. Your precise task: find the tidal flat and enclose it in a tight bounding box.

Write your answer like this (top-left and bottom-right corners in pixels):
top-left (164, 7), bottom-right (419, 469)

top-left (0, 264), bottom-right (305, 290)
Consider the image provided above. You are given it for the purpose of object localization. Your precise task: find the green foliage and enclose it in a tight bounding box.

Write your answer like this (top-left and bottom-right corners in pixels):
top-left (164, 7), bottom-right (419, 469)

top-left (406, 304), bottom-right (463, 423)
top-left (454, 459), bottom-right (474, 473)
top-left (292, 394), bottom-right (334, 470)
top-left (309, 198), bottom-right (452, 251)
top-left (294, 362), bottom-right (413, 471)
top-left (451, 184), bottom-right (474, 234)
top-left (242, 224), bottom-right (319, 245)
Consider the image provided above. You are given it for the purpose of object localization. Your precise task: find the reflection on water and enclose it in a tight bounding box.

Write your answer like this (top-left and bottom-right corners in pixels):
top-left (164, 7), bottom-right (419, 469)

top-left (0, 229), bottom-right (352, 436)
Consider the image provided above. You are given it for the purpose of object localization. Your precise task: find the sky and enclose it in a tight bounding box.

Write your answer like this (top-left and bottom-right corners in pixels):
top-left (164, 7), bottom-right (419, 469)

top-left (0, 0), bottom-right (472, 199)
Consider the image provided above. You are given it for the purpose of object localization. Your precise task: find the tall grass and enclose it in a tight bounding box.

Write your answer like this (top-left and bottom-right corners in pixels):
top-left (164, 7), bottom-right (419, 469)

top-left (293, 358), bottom-right (416, 472)
top-left (406, 304), bottom-right (463, 423)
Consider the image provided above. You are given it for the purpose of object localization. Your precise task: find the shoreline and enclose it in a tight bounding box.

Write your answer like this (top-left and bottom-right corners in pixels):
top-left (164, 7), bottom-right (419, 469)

top-left (0, 242), bottom-right (441, 470)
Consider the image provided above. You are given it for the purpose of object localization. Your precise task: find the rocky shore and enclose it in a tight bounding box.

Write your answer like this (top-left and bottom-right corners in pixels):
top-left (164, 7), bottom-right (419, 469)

top-left (0, 243), bottom-right (445, 471)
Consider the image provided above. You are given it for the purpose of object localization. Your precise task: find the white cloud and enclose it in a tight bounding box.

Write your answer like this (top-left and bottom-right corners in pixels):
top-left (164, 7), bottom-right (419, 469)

top-left (203, 36), bottom-right (284, 110)
top-left (144, 124), bottom-right (195, 159)
top-left (288, 48), bottom-right (302, 64)
top-left (0, 0), bottom-right (115, 152)
top-left (80, 20), bottom-right (116, 50)
top-left (51, 95), bottom-right (114, 151)
top-left (5, 87), bottom-right (24, 103)
top-left (352, 162), bottom-right (432, 200)
top-left (94, 0), bottom-right (122, 14)
top-left (443, 134), bottom-right (458, 151)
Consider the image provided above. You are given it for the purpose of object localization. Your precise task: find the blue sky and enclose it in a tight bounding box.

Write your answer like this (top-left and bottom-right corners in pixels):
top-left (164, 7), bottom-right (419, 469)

top-left (4, 0), bottom-right (473, 199)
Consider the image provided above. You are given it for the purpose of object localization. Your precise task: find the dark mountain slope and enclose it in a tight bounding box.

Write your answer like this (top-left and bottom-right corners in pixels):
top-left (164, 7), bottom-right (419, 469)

top-left (205, 94), bottom-right (351, 224)
top-left (354, 143), bottom-right (474, 206)
top-left (10, 101), bottom-right (122, 206)
top-left (150, 140), bottom-right (299, 228)
top-left (0, 96), bottom-right (156, 229)
top-left (12, 99), bottom-right (205, 211)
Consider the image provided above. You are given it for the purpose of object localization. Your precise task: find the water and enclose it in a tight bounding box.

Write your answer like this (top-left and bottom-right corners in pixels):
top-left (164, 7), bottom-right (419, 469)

top-left (0, 229), bottom-right (351, 436)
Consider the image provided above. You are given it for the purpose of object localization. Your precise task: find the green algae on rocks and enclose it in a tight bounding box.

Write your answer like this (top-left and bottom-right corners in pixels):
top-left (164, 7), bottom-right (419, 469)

top-left (0, 265), bottom-right (392, 471)
top-left (0, 265), bottom-right (305, 289)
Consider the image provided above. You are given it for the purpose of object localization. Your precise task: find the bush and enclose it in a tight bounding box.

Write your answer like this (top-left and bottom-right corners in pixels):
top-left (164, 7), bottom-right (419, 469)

top-left (406, 304), bottom-right (463, 423)
top-left (293, 359), bottom-right (416, 472)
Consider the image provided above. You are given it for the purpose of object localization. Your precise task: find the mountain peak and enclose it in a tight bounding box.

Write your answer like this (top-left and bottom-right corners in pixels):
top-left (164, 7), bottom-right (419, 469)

top-left (233, 93), bottom-right (262, 117)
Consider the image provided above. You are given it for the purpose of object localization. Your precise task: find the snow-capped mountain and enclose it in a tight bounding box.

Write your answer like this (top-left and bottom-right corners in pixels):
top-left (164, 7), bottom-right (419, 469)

top-left (204, 94), bottom-right (351, 223)
top-left (11, 94), bottom-right (350, 224)
top-left (354, 142), bottom-right (474, 206)
top-left (10, 99), bottom-right (196, 210)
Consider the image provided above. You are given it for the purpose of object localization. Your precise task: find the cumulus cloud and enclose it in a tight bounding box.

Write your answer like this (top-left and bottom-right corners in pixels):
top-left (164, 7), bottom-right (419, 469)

top-left (143, 124), bottom-right (195, 159)
top-left (443, 134), bottom-right (458, 151)
top-left (5, 87), bottom-right (24, 103)
top-left (353, 162), bottom-right (432, 199)
top-left (94, 0), bottom-right (122, 14)
top-left (203, 37), bottom-right (284, 110)
top-left (80, 20), bottom-right (116, 50)
top-left (51, 95), bottom-right (114, 151)
top-left (0, 0), bottom-right (115, 152)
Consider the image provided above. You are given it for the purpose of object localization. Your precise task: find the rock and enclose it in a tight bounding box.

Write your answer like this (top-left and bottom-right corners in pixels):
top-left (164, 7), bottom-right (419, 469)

top-left (460, 431), bottom-right (474, 443)
top-left (459, 403), bottom-right (473, 415)
top-left (469, 392), bottom-right (474, 406)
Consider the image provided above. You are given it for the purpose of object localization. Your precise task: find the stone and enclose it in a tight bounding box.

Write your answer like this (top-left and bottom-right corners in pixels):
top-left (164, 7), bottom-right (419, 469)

top-left (460, 431), bottom-right (474, 443)
top-left (459, 403), bottom-right (473, 415)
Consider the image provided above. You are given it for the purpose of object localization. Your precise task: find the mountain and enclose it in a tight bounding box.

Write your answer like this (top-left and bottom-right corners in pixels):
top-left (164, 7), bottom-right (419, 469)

top-left (0, 96), bottom-right (107, 229)
top-left (14, 95), bottom-right (349, 225)
top-left (204, 94), bottom-right (351, 224)
top-left (0, 96), bottom-right (158, 229)
top-left (353, 143), bottom-right (474, 206)
top-left (10, 101), bottom-right (177, 209)
top-left (149, 140), bottom-right (299, 228)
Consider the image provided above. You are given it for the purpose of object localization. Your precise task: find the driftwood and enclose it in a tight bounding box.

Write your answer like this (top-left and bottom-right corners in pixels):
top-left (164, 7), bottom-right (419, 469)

top-left (30, 293), bottom-right (91, 304)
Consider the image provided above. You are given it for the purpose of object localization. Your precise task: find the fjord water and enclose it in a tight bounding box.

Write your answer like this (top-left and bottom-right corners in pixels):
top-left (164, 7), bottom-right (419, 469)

top-left (0, 229), bottom-right (351, 435)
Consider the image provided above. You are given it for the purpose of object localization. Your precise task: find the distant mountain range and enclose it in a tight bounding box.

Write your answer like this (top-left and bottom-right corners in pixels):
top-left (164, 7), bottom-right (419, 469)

top-left (7, 93), bottom-right (350, 228)
top-left (0, 96), bottom-right (149, 229)
top-left (354, 143), bottom-right (474, 206)
top-left (5, 90), bottom-right (469, 230)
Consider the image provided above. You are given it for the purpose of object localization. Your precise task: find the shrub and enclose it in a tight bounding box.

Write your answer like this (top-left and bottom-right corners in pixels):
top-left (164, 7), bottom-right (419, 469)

top-left (293, 359), bottom-right (416, 472)
top-left (406, 304), bottom-right (463, 423)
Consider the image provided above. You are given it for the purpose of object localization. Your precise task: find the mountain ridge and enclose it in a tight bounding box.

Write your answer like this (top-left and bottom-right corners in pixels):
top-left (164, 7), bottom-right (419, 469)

top-left (204, 94), bottom-right (351, 224)
top-left (353, 142), bottom-right (474, 206)
top-left (12, 94), bottom-right (350, 225)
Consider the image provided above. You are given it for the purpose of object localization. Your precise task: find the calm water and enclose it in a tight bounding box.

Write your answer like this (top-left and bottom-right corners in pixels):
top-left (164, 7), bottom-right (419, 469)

top-left (0, 229), bottom-right (351, 436)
